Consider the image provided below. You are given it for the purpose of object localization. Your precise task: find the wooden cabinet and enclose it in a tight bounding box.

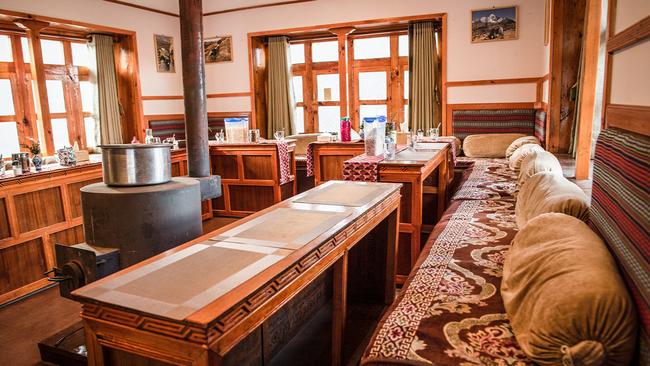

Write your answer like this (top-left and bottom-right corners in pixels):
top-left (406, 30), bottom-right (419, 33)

top-left (310, 142), bottom-right (365, 186)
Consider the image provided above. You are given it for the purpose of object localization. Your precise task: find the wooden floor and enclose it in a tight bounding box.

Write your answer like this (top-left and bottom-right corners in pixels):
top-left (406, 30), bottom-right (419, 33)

top-left (0, 157), bottom-right (591, 366)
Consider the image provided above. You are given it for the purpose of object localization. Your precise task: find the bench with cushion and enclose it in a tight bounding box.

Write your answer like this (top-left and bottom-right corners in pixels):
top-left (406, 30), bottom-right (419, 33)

top-left (361, 128), bottom-right (646, 365)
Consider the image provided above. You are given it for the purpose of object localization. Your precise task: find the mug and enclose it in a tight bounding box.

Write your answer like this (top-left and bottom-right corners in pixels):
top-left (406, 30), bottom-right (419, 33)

top-left (274, 130), bottom-right (285, 141)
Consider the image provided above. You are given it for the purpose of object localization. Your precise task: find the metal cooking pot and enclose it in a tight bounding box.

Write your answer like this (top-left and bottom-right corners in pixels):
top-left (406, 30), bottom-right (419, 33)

top-left (100, 144), bottom-right (172, 186)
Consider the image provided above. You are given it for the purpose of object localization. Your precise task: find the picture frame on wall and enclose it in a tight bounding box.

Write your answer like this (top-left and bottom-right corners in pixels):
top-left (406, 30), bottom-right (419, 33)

top-left (154, 34), bottom-right (175, 72)
top-left (204, 35), bottom-right (233, 63)
top-left (471, 6), bottom-right (518, 43)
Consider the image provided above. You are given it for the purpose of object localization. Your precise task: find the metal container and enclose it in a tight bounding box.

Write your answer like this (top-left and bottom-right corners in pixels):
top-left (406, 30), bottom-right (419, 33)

top-left (100, 144), bottom-right (172, 186)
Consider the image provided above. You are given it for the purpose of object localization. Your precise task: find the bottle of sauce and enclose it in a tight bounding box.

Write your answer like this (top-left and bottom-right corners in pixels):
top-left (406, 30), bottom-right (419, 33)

top-left (340, 117), bottom-right (351, 142)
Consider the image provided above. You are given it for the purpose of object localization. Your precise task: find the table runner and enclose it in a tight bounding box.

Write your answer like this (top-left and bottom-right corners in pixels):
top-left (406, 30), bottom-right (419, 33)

top-left (306, 142), bottom-right (316, 177)
top-left (420, 136), bottom-right (459, 166)
top-left (342, 146), bottom-right (408, 182)
top-left (265, 140), bottom-right (292, 184)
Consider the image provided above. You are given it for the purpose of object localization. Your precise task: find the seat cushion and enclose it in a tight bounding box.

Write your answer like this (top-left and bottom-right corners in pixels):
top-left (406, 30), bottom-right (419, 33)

top-left (517, 150), bottom-right (563, 188)
top-left (506, 136), bottom-right (540, 159)
top-left (463, 133), bottom-right (526, 158)
top-left (502, 213), bottom-right (637, 366)
top-left (508, 143), bottom-right (545, 170)
top-left (515, 172), bottom-right (589, 228)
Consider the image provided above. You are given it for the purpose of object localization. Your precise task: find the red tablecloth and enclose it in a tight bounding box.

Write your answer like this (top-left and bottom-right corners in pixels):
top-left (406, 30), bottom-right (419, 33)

top-left (342, 146), bottom-right (408, 182)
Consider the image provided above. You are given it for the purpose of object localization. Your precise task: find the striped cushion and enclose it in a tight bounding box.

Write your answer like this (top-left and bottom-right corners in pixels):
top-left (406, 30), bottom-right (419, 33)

top-left (534, 110), bottom-right (546, 147)
top-left (148, 117), bottom-right (237, 140)
top-left (452, 109), bottom-right (536, 140)
top-left (589, 128), bottom-right (650, 364)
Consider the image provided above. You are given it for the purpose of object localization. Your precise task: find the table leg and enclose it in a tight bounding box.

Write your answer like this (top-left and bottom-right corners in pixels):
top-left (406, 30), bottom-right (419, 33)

top-left (332, 254), bottom-right (348, 366)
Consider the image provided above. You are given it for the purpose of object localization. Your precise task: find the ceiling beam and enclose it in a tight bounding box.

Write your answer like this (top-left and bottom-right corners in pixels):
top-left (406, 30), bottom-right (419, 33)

top-left (101, 0), bottom-right (317, 17)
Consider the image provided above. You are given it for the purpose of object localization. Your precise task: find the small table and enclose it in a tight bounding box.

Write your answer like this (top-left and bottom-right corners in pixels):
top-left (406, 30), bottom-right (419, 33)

top-left (308, 141), bottom-right (365, 186)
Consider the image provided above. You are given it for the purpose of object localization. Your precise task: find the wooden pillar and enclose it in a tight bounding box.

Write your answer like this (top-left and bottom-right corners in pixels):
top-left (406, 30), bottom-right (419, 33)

top-left (575, 0), bottom-right (603, 179)
top-left (330, 27), bottom-right (355, 119)
top-left (14, 19), bottom-right (54, 155)
top-left (179, 0), bottom-right (210, 178)
top-left (548, 0), bottom-right (564, 153)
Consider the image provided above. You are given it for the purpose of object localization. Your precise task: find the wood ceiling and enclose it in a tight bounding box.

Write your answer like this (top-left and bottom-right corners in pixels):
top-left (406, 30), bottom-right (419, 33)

top-left (102, 0), bottom-right (316, 17)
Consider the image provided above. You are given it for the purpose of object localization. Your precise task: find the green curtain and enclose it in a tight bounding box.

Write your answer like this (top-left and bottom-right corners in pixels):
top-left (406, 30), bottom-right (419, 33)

top-left (408, 21), bottom-right (440, 132)
top-left (89, 34), bottom-right (122, 144)
top-left (266, 36), bottom-right (295, 138)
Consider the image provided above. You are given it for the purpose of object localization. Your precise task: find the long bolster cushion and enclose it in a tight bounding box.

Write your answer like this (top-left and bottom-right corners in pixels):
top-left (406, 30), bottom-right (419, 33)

top-left (462, 133), bottom-right (526, 158)
top-left (506, 135), bottom-right (541, 159)
top-left (502, 213), bottom-right (637, 366)
top-left (515, 171), bottom-right (589, 228)
top-left (508, 143), bottom-right (545, 170)
top-left (517, 150), bottom-right (563, 188)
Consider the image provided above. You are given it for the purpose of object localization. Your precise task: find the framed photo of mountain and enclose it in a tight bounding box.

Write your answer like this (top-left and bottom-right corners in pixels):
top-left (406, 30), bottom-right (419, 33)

top-left (204, 35), bottom-right (233, 63)
top-left (471, 6), bottom-right (518, 43)
top-left (154, 34), bottom-right (175, 72)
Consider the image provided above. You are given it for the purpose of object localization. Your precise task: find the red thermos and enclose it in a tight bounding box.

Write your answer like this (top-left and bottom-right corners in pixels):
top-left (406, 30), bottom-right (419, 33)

top-left (340, 117), bottom-right (351, 142)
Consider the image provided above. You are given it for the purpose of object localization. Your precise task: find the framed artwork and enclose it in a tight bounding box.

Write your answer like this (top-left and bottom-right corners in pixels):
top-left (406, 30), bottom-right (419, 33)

top-left (154, 34), bottom-right (175, 73)
top-left (471, 6), bottom-right (518, 43)
top-left (204, 35), bottom-right (233, 63)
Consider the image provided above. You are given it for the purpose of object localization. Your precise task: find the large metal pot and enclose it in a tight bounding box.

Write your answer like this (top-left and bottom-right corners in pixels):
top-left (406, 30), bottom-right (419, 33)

top-left (100, 144), bottom-right (172, 186)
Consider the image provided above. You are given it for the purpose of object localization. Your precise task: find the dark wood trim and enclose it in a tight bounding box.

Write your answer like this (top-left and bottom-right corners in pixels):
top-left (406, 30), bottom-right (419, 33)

top-left (141, 93), bottom-right (252, 101)
top-left (605, 104), bottom-right (650, 137)
top-left (102, 0), bottom-right (179, 17)
top-left (445, 77), bottom-right (540, 87)
top-left (606, 15), bottom-right (650, 53)
top-left (204, 0), bottom-right (316, 16)
top-left (0, 8), bottom-right (136, 36)
top-left (141, 95), bottom-right (184, 100)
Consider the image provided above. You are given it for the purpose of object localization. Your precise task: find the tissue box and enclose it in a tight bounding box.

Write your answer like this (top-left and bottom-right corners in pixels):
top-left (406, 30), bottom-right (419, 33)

top-left (75, 150), bottom-right (89, 162)
top-left (317, 133), bottom-right (333, 142)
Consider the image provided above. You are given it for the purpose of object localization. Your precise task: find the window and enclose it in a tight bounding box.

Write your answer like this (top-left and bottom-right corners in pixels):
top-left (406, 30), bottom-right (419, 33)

top-left (0, 34), bottom-right (98, 156)
top-left (312, 41), bottom-right (338, 63)
top-left (354, 37), bottom-right (390, 60)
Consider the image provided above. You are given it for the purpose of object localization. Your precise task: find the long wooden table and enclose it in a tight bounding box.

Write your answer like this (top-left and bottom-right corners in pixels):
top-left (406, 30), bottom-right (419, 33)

top-left (0, 150), bottom-right (205, 306)
top-left (72, 180), bottom-right (401, 366)
top-left (209, 141), bottom-right (296, 217)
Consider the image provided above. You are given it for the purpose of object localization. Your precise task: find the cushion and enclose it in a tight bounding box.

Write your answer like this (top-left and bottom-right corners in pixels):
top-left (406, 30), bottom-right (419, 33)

top-left (287, 133), bottom-right (319, 156)
top-left (506, 136), bottom-right (540, 159)
top-left (502, 213), bottom-right (637, 366)
top-left (508, 143), bottom-right (545, 170)
top-left (515, 172), bottom-right (589, 228)
top-left (517, 150), bottom-right (563, 187)
top-left (462, 133), bottom-right (526, 158)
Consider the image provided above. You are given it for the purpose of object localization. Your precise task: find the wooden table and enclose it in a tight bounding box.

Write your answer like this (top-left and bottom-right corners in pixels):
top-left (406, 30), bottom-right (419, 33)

top-left (72, 180), bottom-right (401, 366)
top-left (209, 141), bottom-right (296, 217)
top-left (365, 143), bottom-right (452, 283)
top-left (310, 141), bottom-right (365, 186)
top-left (0, 149), bottom-right (204, 306)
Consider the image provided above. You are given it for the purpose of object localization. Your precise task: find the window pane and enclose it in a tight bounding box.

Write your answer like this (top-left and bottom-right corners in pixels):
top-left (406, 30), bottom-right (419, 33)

top-left (359, 72), bottom-right (387, 100)
top-left (290, 43), bottom-right (304, 64)
top-left (317, 106), bottom-right (340, 132)
top-left (71, 42), bottom-right (90, 67)
top-left (404, 105), bottom-right (409, 124)
top-left (360, 105), bottom-right (387, 121)
top-left (317, 74), bottom-right (339, 101)
top-left (291, 76), bottom-right (303, 103)
top-left (51, 118), bottom-right (70, 150)
top-left (404, 70), bottom-right (409, 99)
top-left (354, 37), bottom-right (390, 60)
top-left (46, 80), bottom-right (66, 113)
top-left (21, 37), bottom-right (30, 63)
top-left (84, 117), bottom-right (97, 148)
top-left (0, 122), bottom-right (20, 157)
top-left (312, 41), bottom-right (338, 62)
top-left (0, 79), bottom-right (15, 116)
top-left (80, 81), bottom-right (94, 112)
top-left (293, 106), bottom-right (304, 134)
top-left (41, 40), bottom-right (65, 65)
top-left (0, 35), bottom-right (12, 62)
top-left (398, 35), bottom-right (409, 57)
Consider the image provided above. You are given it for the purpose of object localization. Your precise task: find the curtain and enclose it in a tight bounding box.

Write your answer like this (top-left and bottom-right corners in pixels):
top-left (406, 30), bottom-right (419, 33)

top-left (408, 21), bottom-right (441, 132)
top-left (89, 34), bottom-right (122, 144)
top-left (266, 36), bottom-right (295, 138)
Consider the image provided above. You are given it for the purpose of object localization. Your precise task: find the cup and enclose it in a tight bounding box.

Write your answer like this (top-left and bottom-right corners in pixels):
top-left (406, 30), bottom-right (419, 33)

top-left (248, 129), bottom-right (260, 143)
top-left (274, 130), bottom-right (285, 141)
top-left (429, 127), bottom-right (440, 139)
top-left (215, 130), bottom-right (225, 143)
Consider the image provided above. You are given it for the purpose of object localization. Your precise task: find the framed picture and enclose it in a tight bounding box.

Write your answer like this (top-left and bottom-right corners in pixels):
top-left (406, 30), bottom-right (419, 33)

top-left (204, 35), bottom-right (233, 63)
top-left (154, 34), bottom-right (175, 73)
top-left (471, 6), bottom-right (518, 43)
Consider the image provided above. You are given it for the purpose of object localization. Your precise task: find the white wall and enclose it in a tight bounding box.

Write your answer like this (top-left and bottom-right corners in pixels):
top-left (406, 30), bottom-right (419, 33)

top-left (203, 0), bottom-right (548, 109)
top-left (2, 0), bottom-right (184, 115)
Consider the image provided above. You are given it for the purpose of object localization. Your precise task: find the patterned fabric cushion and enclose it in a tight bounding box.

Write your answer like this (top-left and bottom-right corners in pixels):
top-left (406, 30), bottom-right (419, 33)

top-left (148, 116), bottom-right (244, 140)
top-left (452, 109), bottom-right (536, 140)
top-left (362, 199), bottom-right (531, 365)
top-left (589, 128), bottom-right (650, 365)
top-left (452, 158), bottom-right (518, 201)
top-left (535, 110), bottom-right (546, 148)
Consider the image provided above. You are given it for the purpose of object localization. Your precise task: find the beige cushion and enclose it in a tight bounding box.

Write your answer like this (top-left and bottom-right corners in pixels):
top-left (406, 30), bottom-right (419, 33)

top-left (508, 143), bottom-right (545, 170)
top-left (517, 150), bottom-right (563, 187)
top-left (502, 213), bottom-right (637, 366)
top-left (505, 136), bottom-right (540, 159)
top-left (515, 172), bottom-right (589, 228)
top-left (287, 133), bottom-right (320, 156)
top-left (462, 133), bottom-right (526, 158)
